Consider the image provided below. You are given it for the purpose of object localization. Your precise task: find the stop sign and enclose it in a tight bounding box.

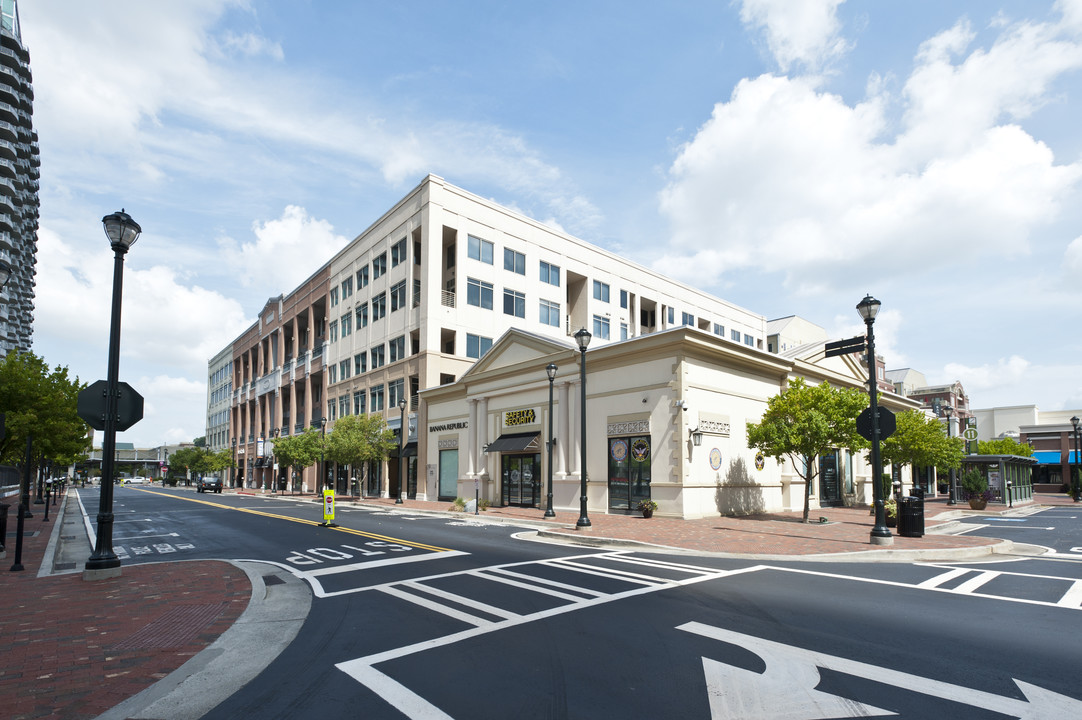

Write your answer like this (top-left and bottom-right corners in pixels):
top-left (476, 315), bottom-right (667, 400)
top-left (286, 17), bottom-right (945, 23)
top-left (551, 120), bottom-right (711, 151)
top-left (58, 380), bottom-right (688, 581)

top-left (77, 380), bottom-right (144, 431)
top-left (857, 406), bottom-right (896, 442)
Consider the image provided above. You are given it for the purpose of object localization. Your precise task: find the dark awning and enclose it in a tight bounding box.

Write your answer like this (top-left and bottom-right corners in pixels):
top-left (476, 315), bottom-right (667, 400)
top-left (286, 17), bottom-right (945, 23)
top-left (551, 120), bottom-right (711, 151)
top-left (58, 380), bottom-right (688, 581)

top-left (393, 442), bottom-right (418, 458)
top-left (485, 432), bottom-right (541, 453)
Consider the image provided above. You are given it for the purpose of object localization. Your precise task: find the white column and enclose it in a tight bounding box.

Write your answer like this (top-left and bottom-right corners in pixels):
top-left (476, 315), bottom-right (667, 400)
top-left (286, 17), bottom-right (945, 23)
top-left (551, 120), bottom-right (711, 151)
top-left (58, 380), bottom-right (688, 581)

top-left (557, 380), bottom-right (570, 479)
top-left (569, 379), bottom-right (581, 478)
top-left (466, 399), bottom-right (477, 479)
top-left (478, 397), bottom-right (489, 480)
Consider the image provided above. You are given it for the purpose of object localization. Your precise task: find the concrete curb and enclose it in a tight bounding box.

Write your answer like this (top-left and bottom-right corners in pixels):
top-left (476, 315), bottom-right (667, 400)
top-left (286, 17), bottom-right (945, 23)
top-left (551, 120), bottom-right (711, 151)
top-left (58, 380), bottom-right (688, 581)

top-left (94, 560), bottom-right (311, 720)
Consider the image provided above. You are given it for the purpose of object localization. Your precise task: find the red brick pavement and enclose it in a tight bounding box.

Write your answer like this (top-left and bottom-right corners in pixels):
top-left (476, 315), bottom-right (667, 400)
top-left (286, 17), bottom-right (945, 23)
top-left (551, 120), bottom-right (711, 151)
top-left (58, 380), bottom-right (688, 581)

top-left (1, 508), bottom-right (249, 720)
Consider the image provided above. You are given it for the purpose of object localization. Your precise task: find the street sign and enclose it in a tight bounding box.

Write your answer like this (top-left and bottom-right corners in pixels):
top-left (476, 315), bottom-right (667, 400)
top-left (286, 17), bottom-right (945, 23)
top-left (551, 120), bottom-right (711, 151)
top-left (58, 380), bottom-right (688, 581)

top-left (856, 406), bottom-right (896, 442)
top-left (78, 380), bottom-right (145, 431)
top-left (320, 489), bottom-right (337, 527)
top-left (963, 427), bottom-right (978, 442)
top-left (824, 335), bottom-right (865, 358)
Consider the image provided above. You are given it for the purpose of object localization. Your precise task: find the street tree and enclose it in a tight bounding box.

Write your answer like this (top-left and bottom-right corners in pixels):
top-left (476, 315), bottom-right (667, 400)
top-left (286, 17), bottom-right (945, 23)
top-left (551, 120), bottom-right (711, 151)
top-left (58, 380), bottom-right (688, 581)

top-left (746, 377), bottom-right (867, 522)
top-left (880, 410), bottom-right (964, 483)
top-left (326, 414), bottom-right (396, 494)
top-left (167, 446), bottom-right (203, 485)
top-left (272, 428), bottom-right (322, 490)
top-left (0, 351), bottom-right (92, 469)
top-left (977, 437), bottom-right (1034, 457)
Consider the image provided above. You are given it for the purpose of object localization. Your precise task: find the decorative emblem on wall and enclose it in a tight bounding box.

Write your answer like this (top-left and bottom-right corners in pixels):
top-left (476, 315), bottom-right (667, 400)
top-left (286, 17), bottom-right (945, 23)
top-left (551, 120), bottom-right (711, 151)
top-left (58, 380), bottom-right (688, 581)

top-left (755, 453), bottom-right (766, 471)
top-left (709, 448), bottom-right (722, 471)
top-left (611, 439), bottom-right (629, 462)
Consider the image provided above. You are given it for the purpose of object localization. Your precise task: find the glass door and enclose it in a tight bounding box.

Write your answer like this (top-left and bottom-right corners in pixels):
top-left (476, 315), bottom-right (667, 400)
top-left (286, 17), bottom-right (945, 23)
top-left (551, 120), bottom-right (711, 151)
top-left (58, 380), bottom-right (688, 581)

top-left (439, 449), bottom-right (458, 500)
top-left (609, 436), bottom-right (651, 511)
top-left (501, 454), bottom-right (540, 507)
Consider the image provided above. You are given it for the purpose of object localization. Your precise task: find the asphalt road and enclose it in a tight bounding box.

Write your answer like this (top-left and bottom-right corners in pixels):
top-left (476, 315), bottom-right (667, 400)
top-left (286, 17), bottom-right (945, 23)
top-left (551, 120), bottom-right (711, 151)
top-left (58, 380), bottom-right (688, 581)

top-left (77, 487), bottom-right (1082, 719)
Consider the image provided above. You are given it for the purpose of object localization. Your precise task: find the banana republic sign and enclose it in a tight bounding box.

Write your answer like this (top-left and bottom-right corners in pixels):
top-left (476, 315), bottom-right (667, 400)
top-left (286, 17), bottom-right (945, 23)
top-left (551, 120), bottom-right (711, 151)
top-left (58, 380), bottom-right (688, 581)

top-left (504, 408), bottom-right (538, 427)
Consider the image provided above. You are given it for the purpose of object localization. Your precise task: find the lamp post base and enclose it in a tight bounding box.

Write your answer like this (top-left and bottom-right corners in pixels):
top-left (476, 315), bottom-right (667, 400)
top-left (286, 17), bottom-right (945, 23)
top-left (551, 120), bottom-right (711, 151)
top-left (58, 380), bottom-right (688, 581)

top-left (83, 565), bottom-right (123, 581)
top-left (869, 533), bottom-right (894, 546)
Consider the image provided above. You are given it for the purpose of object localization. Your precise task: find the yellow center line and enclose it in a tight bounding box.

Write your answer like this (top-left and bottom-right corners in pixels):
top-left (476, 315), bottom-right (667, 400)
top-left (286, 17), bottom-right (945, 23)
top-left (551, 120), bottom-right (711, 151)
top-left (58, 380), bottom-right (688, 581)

top-left (130, 488), bottom-right (453, 553)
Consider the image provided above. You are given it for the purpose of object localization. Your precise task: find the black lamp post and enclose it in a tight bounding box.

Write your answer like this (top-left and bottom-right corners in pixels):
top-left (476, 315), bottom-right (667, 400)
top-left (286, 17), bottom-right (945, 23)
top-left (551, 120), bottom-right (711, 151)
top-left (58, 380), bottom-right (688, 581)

top-left (86, 209), bottom-right (142, 575)
top-left (231, 438), bottom-right (236, 488)
top-left (857, 295), bottom-right (892, 545)
top-left (545, 363), bottom-right (558, 518)
top-left (574, 328), bottom-right (592, 529)
top-left (944, 405), bottom-right (956, 505)
top-left (1072, 416), bottom-right (1081, 502)
top-left (397, 399), bottom-right (406, 504)
top-left (271, 428), bottom-right (280, 494)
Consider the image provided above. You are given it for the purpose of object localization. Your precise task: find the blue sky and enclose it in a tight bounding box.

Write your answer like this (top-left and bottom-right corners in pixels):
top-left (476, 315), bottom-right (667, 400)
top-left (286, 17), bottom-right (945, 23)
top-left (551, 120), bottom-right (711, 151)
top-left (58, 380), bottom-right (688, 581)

top-left (19, 0), bottom-right (1082, 447)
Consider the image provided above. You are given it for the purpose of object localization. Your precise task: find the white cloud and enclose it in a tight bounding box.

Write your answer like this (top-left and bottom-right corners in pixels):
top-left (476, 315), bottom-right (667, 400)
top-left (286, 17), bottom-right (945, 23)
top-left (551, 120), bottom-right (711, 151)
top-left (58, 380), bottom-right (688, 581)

top-left (219, 206), bottom-right (347, 294)
top-left (942, 356), bottom-right (1031, 397)
top-left (657, 9), bottom-right (1082, 296)
top-left (739, 0), bottom-right (850, 72)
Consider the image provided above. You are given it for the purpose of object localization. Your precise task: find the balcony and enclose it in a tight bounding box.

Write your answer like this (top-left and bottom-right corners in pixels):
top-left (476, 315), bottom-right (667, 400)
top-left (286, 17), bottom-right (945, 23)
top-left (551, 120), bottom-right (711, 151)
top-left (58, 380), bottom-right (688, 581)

top-left (441, 290), bottom-right (455, 308)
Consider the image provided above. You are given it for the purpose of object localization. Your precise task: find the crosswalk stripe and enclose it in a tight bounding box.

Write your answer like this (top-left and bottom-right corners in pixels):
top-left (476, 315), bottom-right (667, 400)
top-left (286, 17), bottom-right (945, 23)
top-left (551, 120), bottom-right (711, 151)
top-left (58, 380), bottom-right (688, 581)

top-left (917, 568), bottom-right (970, 589)
top-left (952, 570), bottom-right (1001, 594)
top-left (1057, 580), bottom-right (1082, 608)
top-left (379, 585), bottom-right (495, 627)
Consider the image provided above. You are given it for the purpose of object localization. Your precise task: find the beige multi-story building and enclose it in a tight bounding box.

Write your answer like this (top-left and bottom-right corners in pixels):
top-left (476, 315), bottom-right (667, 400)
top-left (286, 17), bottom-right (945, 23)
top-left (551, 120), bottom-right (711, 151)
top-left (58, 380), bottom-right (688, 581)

top-left (217, 175), bottom-right (769, 499)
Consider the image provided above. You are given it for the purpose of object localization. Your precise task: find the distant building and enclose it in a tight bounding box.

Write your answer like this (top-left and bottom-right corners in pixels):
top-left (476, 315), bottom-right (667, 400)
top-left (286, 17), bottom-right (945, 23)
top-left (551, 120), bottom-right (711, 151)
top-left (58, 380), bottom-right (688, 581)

top-left (0, 0), bottom-right (41, 355)
top-left (766, 316), bottom-right (827, 354)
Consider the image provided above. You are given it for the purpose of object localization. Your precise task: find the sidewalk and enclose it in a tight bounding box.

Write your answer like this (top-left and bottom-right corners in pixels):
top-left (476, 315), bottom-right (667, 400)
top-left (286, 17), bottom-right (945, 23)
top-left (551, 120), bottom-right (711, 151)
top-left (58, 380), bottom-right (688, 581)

top-left (1, 488), bottom-right (1075, 720)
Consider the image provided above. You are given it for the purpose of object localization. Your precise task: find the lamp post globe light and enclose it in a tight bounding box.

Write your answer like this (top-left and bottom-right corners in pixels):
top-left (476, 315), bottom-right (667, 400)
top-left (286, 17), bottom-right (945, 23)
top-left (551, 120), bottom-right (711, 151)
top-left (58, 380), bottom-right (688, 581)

top-left (857, 295), bottom-right (892, 546)
top-left (574, 328), bottom-right (592, 529)
top-left (397, 399), bottom-right (406, 504)
top-left (545, 363), bottom-right (558, 518)
top-left (85, 210), bottom-right (142, 577)
top-left (944, 405), bottom-right (956, 505)
top-left (1072, 416), bottom-right (1081, 502)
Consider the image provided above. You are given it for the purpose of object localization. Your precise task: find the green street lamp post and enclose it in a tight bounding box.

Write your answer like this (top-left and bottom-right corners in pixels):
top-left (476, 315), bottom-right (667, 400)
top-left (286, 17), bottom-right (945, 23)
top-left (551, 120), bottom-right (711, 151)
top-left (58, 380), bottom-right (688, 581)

top-left (545, 363), bottom-right (558, 518)
top-left (574, 328), bottom-right (592, 529)
top-left (857, 295), bottom-right (892, 545)
top-left (86, 210), bottom-right (142, 575)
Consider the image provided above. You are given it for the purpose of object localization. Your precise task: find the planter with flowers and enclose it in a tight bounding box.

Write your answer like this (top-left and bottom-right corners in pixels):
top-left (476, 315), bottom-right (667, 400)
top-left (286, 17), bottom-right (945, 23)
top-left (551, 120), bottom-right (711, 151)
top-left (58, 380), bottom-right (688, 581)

top-left (636, 499), bottom-right (658, 518)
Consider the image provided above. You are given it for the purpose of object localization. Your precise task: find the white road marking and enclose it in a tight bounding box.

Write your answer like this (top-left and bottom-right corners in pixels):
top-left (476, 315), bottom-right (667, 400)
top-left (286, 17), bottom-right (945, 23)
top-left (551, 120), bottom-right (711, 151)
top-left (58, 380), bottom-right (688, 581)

top-left (681, 621), bottom-right (1082, 719)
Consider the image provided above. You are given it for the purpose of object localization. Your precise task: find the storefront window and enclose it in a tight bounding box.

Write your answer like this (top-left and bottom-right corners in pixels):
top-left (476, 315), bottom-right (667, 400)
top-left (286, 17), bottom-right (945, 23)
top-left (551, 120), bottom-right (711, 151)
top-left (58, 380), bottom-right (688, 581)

top-left (608, 436), bottom-right (651, 511)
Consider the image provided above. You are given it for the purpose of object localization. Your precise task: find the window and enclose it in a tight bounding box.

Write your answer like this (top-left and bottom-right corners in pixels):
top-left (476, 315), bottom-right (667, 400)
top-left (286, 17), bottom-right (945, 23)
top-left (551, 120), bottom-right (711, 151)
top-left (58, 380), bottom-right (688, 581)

top-left (372, 252), bottom-right (387, 279)
top-left (370, 384), bottom-right (385, 412)
top-left (413, 278), bottom-right (421, 307)
top-left (339, 359), bottom-right (351, 380)
top-left (339, 395), bottom-right (350, 418)
top-left (372, 292), bottom-right (386, 320)
top-left (414, 240), bottom-right (421, 265)
top-left (391, 238), bottom-right (407, 267)
top-left (540, 260), bottom-right (560, 286)
top-left (329, 320), bottom-right (338, 342)
top-left (329, 365), bottom-right (337, 384)
top-left (357, 302), bottom-right (368, 328)
top-left (620, 290), bottom-right (628, 309)
top-left (354, 391), bottom-right (366, 416)
top-left (341, 310), bottom-right (352, 337)
top-left (468, 235), bottom-right (494, 264)
top-left (354, 352), bottom-right (366, 375)
top-left (667, 307), bottom-right (675, 325)
top-left (503, 289), bottom-right (525, 318)
top-left (467, 277), bottom-right (493, 309)
top-left (593, 280), bottom-right (610, 303)
top-left (330, 287), bottom-right (339, 307)
top-left (731, 329), bottom-right (741, 342)
top-left (714, 323), bottom-right (724, 337)
top-left (371, 344), bottom-right (385, 369)
top-left (328, 399), bottom-right (336, 422)
top-left (389, 335), bottom-right (405, 362)
top-left (357, 266), bottom-right (369, 289)
top-left (391, 280), bottom-right (407, 312)
top-left (389, 378), bottom-right (405, 407)
top-left (620, 323), bottom-right (628, 341)
top-left (504, 248), bottom-right (525, 275)
top-left (682, 312), bottom-right (694, 327)
top-left (744, 334), bottom-right (754, 347)
top-left (593, 315), bottom-right (610, 340)
top-left (466, 333), bottom-right (493, 359)
top-left (342, 276), bottom-right (353, 300)
top-left (539, 299), bottom-right (560, 327)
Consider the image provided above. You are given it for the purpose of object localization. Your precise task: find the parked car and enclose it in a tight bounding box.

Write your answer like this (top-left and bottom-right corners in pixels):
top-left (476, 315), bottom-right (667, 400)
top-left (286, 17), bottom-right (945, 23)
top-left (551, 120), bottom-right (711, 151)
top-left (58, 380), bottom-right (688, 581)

top-left (197, 476), bottom-right (222, 493)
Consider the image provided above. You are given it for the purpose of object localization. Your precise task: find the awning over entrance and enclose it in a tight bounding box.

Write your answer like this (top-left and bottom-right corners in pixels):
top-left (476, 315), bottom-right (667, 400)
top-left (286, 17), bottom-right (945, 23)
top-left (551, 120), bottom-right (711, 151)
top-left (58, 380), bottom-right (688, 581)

top-left (1033, 451), bottom-right (1061, 464)
top-left (485, 432), bottom-right (541, 453)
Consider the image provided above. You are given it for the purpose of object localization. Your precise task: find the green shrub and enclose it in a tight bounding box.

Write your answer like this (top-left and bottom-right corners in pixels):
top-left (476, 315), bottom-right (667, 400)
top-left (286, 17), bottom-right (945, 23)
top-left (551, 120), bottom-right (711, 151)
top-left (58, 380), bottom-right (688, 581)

top-left (960, 468), bottom-right (987, 496)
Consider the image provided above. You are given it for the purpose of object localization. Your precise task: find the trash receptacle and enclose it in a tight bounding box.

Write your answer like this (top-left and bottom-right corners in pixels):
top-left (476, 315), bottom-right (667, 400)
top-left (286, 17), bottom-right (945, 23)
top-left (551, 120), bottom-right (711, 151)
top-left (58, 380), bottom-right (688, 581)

top-left (898, 496), bottom-right (924, 538)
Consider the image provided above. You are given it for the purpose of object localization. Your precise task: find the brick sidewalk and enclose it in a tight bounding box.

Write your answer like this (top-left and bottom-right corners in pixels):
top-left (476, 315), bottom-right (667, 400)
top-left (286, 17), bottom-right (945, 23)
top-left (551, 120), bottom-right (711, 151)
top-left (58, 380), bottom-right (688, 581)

top-left (1, 499), bottom-right (250, 720)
